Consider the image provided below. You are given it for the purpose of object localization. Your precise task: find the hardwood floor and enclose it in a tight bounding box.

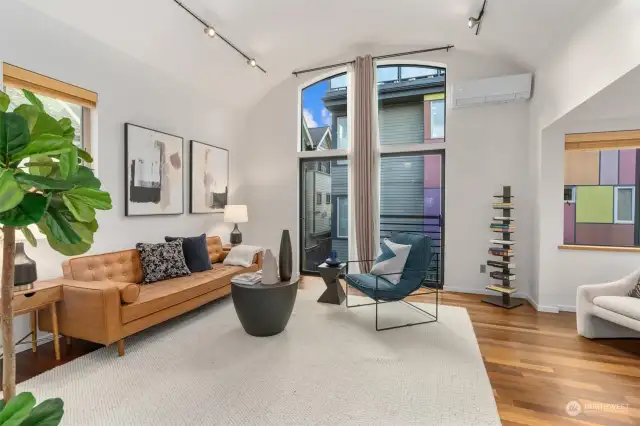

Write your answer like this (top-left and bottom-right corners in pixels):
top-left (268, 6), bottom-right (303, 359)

top-left (3, 277), bottom-right (638, 426)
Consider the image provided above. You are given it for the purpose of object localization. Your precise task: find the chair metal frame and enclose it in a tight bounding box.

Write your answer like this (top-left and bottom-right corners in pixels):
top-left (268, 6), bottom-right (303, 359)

top-left (344, 261), bottom-right (439, 331)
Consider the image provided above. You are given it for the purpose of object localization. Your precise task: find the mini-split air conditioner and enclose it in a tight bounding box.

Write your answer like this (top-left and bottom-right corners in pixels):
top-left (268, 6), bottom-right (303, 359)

top-left (451, 73), bottom-right (532, 107)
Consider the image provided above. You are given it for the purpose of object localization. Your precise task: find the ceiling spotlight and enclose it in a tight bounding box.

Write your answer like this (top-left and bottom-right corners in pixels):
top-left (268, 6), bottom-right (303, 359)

top-left (204, 26), bottom-right (216, 38)
top-left (468, 0), bottom-right (487, 35)
top-left (247, 58), bottom-right (257, 67)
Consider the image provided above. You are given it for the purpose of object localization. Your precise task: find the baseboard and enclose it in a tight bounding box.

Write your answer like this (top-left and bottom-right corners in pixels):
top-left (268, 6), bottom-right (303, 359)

top-left (444, 286), bottom-right (531, 303)
top-left (443, 286), bottom-right (567, 314)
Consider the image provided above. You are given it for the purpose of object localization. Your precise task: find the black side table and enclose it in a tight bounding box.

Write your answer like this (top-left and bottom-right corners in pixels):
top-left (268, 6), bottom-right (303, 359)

top-left (317, 263), bottom-right (346, 305)
top-left (231, 277), bottom-right (299, 337)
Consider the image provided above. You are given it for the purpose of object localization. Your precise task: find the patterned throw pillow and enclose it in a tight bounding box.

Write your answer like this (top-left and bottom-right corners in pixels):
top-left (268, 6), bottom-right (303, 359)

top-left (136, 239), bottom-right (191, 284)
top-left (629, 279), bottom-right (640, 298)
top-left (370, 238), bottom-right (411, 284)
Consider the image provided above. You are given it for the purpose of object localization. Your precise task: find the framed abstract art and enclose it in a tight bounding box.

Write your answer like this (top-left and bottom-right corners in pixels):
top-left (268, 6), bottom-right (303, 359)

top-left (189, 140), bottom-right (229, 214)
top-left (125, 123), bottom-right (184, 216)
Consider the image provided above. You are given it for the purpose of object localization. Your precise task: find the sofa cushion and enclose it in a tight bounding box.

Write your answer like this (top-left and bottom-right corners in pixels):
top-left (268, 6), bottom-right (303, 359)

top-left (206, 236), bottom-right (224, 264)
top-left (121, 264), bottom-right (244, 323)
top-left (593, 296), bottom-right (640, 322)
top-left (166, 234), bottom-right (212, 273)
top-left (345, 273), bottom-right (406, 301)
top-left (136, 240), bottom-right (191, 284)
top-left (63, 249), bottom-right (143, 283)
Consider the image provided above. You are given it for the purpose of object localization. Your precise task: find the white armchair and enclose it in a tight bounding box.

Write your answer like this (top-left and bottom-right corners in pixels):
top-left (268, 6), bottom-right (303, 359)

top-left (577, 268), bottom-right (640, 339)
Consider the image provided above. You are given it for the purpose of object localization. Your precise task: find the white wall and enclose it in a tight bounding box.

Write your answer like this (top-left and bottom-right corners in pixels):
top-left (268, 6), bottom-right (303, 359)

top-left (240, 48), bottom-right (533, 298)
top-left (0, 2), bottom-right (243, 349)
top-left (528, 0), bottom-right (640, 309)
top-left (537, 66), bottom-right (640, 310)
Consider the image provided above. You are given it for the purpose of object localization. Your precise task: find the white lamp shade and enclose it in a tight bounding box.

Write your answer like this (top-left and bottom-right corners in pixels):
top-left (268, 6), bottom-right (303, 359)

top-left (224, 205), bottom-right (248, 223)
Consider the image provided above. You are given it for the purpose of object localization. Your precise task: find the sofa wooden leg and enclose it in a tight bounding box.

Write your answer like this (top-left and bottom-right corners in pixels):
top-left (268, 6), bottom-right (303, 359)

top-left (117, 339), bottom-right (124, 357)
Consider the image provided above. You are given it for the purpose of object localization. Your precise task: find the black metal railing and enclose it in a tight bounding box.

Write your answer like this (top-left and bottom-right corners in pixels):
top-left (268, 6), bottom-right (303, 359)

top-left (380, 214), bottom-right (443, 288)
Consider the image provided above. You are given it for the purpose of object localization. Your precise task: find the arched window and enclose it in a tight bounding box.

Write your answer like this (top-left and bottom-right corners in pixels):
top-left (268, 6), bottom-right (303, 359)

top-left (300, 72), bottom-right (348, 152)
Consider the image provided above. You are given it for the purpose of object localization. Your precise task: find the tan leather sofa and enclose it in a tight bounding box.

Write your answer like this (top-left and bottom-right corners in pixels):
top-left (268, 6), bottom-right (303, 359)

top-left (39, 236), bottom-right (261, 356)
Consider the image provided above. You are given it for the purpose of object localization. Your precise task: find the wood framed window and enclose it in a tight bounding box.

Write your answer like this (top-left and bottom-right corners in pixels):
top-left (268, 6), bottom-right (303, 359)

top-left (2, 63), bottom-right (96, 153)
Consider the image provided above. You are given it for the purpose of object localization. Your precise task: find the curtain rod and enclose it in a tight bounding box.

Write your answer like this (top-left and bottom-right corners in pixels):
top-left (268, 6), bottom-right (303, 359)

top-left (292, 45), bottom-right (454, 76)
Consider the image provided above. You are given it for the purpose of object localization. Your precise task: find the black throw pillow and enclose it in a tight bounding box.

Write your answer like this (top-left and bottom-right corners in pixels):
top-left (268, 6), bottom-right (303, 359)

top-left (629, 278), bottom-right (640, 299)
top-left (136, 239), bottom-right (191, 284)
top-left (165, 234), bottom-right (212, 273)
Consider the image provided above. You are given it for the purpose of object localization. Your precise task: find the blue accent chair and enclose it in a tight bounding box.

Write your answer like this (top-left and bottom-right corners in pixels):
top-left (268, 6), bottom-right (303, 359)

top-left (344, 233), bottom-right (439, 331)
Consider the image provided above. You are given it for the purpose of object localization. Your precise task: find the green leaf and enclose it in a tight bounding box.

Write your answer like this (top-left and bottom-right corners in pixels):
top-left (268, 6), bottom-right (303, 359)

top-left (66, 166), bottom-right (100, 189)
top-left (65, 188), bottom-right (112, 210)
top-left (43, 207), bottom-right (82, 244)
top-left (0, 111), bottom-right (31, 162)
top-left (10, 136), bottom-right (74, 163)
top-left (59, 147), bottom-right (78, 179)
top-left (0, 193), bottom-right (48, 227)
top-left (0, 90), bottom-right (9, 113)
top-left (76, 148), bottom-right (92, 163)
top-left (27, 154), bottom-right (54, 177)
top-left (58, 118), bottom-right (75, 142)
top-left (22, 89), bottom-right (44, 113)
top-left (0, 170), bottom-right (25, 213)
top-left (62, 193), bottom-right (95, 223)
top-left (71, 221), bottom-right (94, 244)
top-left (14, 172), bottom-right (73, 191)
top-left (19, 226), bottom-right (37, 247)
top-left (0, 392), bottom-right (36, 425)
top-left (85, 218), bottom-right (98, 233)
top-left (13, 104), bottom-right (38, 133)
top-left (38, 219), bottom-right (90, 256)
top-left (19, 398), bottom-right (64, 426)
top-left (30, 113), bottom-right (63, 141)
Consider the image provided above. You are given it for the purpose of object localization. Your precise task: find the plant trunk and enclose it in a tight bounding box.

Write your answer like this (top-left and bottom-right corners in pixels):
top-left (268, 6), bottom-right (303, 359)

top-left (1, 226), bottom-right (16, 402)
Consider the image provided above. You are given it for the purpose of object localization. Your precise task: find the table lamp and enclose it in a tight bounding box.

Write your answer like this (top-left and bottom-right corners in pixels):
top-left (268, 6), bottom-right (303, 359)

top-left (224, 205), bottom-right (248, 245)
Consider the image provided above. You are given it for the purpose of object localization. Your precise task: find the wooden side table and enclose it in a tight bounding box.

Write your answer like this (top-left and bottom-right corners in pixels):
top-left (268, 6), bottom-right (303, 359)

top-left (5, 281), bottom-right (63, 360)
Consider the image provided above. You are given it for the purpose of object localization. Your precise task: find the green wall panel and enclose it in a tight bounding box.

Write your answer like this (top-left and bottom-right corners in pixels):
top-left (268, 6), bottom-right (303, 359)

top-left (576, 186), bottom-right (614, 223)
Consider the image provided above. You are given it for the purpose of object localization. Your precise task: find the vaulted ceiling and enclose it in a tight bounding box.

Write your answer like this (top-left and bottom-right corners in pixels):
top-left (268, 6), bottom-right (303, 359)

top-left (19, 0), bottom-right (613, 109)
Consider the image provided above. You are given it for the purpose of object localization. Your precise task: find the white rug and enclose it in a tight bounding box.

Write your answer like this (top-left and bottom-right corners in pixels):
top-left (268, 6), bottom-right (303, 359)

top-left (17, 287), bottom-right (500, 425)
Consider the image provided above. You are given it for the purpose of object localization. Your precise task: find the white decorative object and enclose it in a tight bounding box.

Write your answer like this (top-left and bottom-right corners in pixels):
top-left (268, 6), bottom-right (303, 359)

top-left (261, 249), bottom-right (279, 285)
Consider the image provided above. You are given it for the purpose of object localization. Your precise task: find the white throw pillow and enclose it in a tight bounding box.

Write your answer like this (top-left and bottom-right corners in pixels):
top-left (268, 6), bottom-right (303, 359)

top-left (369, 239), bottom-right (411, 285)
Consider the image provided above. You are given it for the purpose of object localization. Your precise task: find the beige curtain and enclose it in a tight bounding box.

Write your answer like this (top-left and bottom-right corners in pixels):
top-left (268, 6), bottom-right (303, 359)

top-left (353, 55), bottom-right (377, 272)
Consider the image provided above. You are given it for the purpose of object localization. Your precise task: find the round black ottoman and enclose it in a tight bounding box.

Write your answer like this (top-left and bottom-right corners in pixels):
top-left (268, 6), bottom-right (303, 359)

top-left (231, 277), bottom-right (298, 336)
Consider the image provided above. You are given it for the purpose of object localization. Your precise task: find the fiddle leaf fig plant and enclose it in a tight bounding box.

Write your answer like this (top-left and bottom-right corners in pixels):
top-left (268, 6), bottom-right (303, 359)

top-left (0, 392), bottom-right (64, 425)
top-left (0, 88), bottom-right (112, 402)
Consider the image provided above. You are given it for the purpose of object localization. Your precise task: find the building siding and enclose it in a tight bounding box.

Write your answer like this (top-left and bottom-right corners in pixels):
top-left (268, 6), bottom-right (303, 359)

top-left (379, 103), bottom-right (424, 145)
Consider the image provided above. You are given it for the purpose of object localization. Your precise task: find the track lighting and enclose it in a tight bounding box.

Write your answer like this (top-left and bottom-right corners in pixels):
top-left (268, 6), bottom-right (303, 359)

top-left (204, 26), bottom-right (216, 38)
top-left (468, 0), bottom-right (487, 36)
top-left (173, 0), bottom-right (266, 73)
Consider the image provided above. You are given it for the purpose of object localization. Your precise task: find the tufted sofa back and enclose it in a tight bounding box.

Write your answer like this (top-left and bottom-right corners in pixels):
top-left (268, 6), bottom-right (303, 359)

top-left (62, 236), bottom-right (225, 283)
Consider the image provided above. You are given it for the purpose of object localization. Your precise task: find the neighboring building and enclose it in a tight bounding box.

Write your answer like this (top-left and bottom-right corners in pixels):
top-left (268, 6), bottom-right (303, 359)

top-left (564, 148), bottom-right (637, 246)
top-left (301, 120), bottom-right (334, 270)
top-left (324, 66), bottom-right (446, 262)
